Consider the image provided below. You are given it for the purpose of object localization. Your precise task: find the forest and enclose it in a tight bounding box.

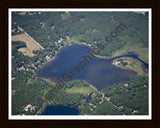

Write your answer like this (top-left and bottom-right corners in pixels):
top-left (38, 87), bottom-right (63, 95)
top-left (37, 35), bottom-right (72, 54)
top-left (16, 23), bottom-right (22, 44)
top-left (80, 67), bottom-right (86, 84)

top-left (12, 11), bottom-right (148, 61)
top-left (11, 11), bottom-right (149, 115)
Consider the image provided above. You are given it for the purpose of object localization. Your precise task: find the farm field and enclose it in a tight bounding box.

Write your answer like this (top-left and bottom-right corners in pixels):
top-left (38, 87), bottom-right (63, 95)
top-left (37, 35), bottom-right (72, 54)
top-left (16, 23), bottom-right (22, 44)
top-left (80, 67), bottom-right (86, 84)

top-left (12, 32), bottom-right (44, 57)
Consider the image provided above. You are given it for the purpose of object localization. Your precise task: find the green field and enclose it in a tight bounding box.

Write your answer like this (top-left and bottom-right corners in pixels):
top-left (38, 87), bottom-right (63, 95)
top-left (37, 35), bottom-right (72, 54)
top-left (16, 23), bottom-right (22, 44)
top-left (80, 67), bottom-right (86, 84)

top-left (112, 57), bottom-right (147, 76)
top-left (111, 39), bottom-right (148, 63)
top-left (66, 84), bottom-right (97, 95)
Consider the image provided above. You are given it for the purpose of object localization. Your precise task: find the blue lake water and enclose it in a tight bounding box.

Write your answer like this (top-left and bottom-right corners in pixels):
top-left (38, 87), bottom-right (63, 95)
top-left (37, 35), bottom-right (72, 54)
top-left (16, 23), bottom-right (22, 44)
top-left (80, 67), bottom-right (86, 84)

top-left (41, 105), bottom-right (79, 115)
top-left (37, 43), bottom-right (140, 90)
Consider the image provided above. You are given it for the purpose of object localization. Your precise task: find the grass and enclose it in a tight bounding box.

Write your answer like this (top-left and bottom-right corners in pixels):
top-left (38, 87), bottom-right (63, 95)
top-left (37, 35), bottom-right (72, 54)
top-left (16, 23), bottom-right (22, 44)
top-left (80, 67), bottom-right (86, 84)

top-left (66, 84), bottom-right (97, 96)
top-left (111, 42), bottom-right (148, 63)
top-left (65, 36), bottom-right (84, 44)
top-left (18, 47), bottom-right (34, 57)
top-left (94, 54), bottom-right (110, 59)
top-left (80, 18), bottom-right (85, 22)
top-left (61, 12), bottom-right (71, 20)
top-left (113, 57), bottom-right (147, 76)
top-left (12, 89), bottom-right (16, 96)
top-left (12, 33), bottom-right (44, 57)
top-left (42, 78), bottom-right (56, 87)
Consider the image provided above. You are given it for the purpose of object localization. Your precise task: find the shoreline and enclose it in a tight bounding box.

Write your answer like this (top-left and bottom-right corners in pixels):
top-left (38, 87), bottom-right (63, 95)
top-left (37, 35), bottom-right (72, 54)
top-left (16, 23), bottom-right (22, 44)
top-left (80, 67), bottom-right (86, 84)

top-left (35, 42), bottom-right (72, 73)
top-left (35, 41), bottom-right (148, 79)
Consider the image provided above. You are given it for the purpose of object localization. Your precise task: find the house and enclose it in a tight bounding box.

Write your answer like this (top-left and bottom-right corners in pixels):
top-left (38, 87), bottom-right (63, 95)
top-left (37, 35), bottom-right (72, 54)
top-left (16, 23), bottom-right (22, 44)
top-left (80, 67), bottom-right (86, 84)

top-left (65, 36), bottom-right (70, 39)
top-left (123, 59), bottom-right (127, 62)
top-left (24, 104), bottom-right (37, 112)
top-left (112, 61), bottom-right (121, 65)
top-left (105, 97), bottom-right (110, 101)
top-left (144, 85), bottom-right (147, 87)
top-left (133, 110), bottom-right (139, 113)
top-left (124, 83), bottom-right (128, 87)
top-left (11, 77), bottom-right (16, 80)
top-left (24, 108), bottom-right (28, 111)
top-left (31, 106), bottom-right (37, 111)
top-left (115, 61), bottom-right (121, 65)
top-left (118, 106), bottom-right (123, 109)
top-left (16, 66), bottom-right (25, 71)
top-left (46, 55), bottom-right (51, 61)
top-left (58, 38), bottom-right (63, 43)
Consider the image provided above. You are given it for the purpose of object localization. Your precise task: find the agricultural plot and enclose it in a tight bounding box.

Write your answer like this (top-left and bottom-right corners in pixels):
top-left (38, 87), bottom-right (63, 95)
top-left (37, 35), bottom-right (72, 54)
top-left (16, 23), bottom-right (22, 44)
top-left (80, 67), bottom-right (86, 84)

top-left (12, 32), bottom-right (44, 57)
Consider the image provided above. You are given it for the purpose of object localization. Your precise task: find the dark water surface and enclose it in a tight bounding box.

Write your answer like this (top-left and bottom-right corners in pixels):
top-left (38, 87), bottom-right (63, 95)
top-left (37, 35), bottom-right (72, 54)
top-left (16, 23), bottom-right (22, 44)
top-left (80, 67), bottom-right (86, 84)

top-left (37, 43), bottom-right (143, 90)
top-left (41, 105), bottom-right (79, 115)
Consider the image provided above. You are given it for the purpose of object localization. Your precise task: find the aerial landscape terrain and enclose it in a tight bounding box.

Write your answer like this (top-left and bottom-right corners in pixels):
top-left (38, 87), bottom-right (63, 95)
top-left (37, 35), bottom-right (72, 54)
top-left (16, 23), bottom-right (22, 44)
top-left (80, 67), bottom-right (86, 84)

top-left (11, 11), bottom-right (149, 116)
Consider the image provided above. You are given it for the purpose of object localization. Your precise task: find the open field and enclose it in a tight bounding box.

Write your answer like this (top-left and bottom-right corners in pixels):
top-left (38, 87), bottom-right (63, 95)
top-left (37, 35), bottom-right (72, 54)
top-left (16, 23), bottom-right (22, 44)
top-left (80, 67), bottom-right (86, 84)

top-left (111, 42), bottom-right (148, 63)
top-left (66, 84), bottom-right (97, 96)
top-left (64, 36), bottom-right (84, 45)
top-left (12, 33), bottom-right (44, 57)
top-left (18, 47), bottom-right (34, 57)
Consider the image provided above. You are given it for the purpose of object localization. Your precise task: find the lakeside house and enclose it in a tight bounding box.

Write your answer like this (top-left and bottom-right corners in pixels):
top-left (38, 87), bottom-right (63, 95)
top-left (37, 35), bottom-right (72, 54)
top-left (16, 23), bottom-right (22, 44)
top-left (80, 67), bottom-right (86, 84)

top-left (58, 38), bottom-right (63, 43)
top-left (112, 61), bottom-right (121, 65)
top-left (45, 55), bottom-right (51, 61)
top-left (112, 59), bottom-right (129, 66)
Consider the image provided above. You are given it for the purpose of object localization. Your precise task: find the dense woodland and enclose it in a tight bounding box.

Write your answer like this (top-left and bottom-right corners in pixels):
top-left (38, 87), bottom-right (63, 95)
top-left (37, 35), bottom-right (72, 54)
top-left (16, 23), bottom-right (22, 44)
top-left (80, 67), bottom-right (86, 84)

top-left (11, 11), bottom-right (149, 115)
top-left (12, 12), bottom-right (148, 57)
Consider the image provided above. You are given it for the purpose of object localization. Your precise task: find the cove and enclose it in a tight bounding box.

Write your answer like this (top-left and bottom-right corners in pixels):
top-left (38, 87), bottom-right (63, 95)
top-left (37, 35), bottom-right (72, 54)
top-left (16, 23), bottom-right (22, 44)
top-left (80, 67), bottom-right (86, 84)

top-left (37, 43), bottom-right (138, 90)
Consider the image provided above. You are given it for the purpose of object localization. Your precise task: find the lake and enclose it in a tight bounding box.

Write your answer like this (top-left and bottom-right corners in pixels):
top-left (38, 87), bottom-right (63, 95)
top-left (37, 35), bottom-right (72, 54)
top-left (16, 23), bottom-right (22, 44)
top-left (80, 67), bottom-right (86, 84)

top-left (37, 43), bottom-right (139, 90)
top-left (41, 105), bottom-right (79, 115)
